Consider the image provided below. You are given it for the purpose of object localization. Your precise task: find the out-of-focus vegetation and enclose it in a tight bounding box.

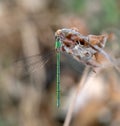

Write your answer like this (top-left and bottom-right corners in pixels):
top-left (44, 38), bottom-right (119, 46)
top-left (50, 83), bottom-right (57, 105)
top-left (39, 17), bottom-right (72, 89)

top-left (0, 0), bottom-right (120, 126)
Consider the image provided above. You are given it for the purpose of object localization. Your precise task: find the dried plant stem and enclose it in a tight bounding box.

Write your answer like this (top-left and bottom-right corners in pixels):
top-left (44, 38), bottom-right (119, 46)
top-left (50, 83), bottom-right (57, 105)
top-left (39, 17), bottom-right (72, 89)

top-left (63, 67), bottom-right (89, 126)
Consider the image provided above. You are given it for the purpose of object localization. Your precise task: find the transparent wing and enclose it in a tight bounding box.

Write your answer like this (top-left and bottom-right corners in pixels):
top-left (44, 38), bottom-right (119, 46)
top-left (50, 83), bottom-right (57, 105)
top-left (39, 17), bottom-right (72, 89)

top-left (14, 50), bottom-right (55, 79)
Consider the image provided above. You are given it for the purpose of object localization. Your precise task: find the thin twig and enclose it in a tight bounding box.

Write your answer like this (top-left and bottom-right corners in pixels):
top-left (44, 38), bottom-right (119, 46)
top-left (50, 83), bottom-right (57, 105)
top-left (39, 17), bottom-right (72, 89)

top-left (63, 67), bottom-right (89, 126)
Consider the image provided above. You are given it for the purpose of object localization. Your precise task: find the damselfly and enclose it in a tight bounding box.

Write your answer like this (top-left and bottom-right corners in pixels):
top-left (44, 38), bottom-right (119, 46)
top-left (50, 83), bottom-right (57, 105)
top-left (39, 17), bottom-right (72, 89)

top-left (55, 40), bottom-right (61, 107)
top-left (16, 28), bottom-right (120, 108)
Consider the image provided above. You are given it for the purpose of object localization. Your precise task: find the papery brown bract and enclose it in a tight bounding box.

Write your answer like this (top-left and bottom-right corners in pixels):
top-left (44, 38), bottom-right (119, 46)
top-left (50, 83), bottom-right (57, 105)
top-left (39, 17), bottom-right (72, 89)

top-left (55, 28), bottom-right (112, 71)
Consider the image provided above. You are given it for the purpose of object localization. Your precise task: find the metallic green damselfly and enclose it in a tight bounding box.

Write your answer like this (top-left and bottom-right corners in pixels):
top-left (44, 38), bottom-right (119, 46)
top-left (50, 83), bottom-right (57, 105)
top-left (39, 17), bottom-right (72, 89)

top-left (55, 40), bottom-right (61, 108)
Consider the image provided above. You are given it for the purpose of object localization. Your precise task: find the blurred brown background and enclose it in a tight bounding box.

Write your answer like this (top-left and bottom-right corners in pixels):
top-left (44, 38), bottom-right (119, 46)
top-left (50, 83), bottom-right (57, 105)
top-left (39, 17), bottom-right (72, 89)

top-left (0, 0), bottom-right (120, 126)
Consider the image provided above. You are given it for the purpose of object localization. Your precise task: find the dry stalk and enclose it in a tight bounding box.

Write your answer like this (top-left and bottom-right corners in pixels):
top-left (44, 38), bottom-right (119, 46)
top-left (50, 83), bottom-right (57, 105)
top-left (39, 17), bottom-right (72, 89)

top-left (63, 67), bottom-right (90, 126)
